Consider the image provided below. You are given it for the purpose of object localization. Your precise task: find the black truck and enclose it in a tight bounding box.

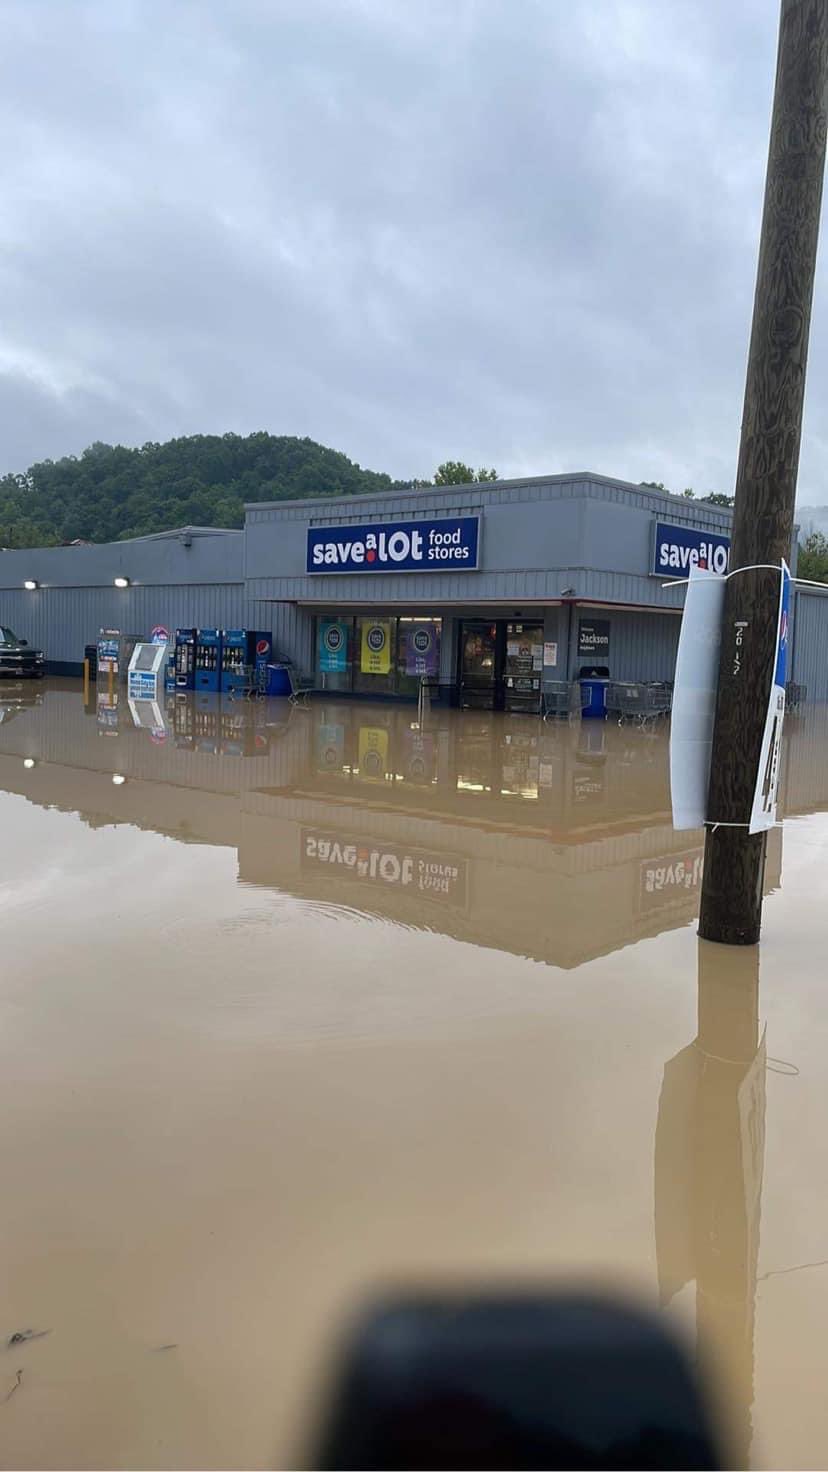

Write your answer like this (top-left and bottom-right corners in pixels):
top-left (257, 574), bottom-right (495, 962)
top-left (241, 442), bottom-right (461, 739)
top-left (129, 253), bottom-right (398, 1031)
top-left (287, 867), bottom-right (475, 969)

top-left (0, 626), bottom-right (46, 679)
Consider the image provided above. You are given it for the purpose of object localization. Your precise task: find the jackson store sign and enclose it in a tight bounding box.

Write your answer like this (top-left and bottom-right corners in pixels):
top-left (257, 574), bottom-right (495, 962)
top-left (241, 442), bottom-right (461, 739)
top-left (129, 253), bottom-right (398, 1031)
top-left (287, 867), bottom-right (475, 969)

top-left (307, 515), bottom-right (480, 573)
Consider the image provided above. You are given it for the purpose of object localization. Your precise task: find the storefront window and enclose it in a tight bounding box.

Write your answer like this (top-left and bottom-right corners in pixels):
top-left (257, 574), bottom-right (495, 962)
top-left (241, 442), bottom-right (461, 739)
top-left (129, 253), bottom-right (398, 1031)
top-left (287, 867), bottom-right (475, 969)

top-left (396, 617), bottom-right (442, 699)
top-left (313, 614), bottom-right (443, 697)
top-left (353, 616), bottom-right (397, 694)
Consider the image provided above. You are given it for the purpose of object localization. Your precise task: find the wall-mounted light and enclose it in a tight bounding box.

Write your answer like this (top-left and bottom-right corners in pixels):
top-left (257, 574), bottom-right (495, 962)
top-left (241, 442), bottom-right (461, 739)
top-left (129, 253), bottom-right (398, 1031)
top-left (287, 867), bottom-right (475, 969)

top-left (22, 758), bottom-right (36, 770)
top-left (559, 587), bottom-right (576, 598)
top-left (23, 580), bottom-right (38, 591)
top-left (112, 773), bottom-right (126, 786)
top-left (113, 576), bottom-right (130, 589)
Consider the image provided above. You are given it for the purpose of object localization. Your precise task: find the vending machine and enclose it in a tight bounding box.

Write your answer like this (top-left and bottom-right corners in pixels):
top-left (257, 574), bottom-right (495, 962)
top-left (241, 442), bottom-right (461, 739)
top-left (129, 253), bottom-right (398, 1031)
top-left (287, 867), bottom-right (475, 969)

top-left (220, 629), bottom-right (248, 695)
top-left (96, 629), bottom-right (141, 684)
top-left (175, 628), bottom-right (197, 690)
top-left (252, 630), bottom-right (272, 679)
top-left (220, 630), bottom-right (273, 695)
top-left (194, 629), bottom-right (222, 692)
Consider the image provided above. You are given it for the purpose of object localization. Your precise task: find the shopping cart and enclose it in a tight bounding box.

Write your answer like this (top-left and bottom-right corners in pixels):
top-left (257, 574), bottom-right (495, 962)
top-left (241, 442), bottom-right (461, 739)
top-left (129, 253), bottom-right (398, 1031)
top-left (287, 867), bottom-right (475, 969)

top-left (786, 680), bottom-right (807, 712)
top-left (227, 664), bottom-right (269, 701)
top-left (541, 680), bottom-right (589, 721)
top-left (605, 680), bottom-right (673, 727)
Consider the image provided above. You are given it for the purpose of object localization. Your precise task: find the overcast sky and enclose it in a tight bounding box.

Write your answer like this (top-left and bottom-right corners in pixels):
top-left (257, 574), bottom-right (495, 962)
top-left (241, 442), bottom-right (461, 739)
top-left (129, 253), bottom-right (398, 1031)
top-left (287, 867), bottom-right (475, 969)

top-left (2, 0), bottom-right (826, 500)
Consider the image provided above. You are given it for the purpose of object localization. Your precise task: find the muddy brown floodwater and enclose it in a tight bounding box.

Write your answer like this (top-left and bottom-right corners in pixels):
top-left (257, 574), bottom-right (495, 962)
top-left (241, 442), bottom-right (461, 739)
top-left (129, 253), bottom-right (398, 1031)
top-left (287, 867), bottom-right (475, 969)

top-left (1, 681), bottom-right (828, 1468)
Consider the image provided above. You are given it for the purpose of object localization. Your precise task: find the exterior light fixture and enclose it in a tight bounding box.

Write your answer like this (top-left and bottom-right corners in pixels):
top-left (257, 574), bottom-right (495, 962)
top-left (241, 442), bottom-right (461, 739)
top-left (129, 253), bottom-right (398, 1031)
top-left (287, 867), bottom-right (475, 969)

top-left (23, 758), bottom-right (36, 770)
top-left (23, 579), bottom-right (38, 591)
top-left (113, 576), bottom-right (130, 589)
top-left (112, 774), bottom-right (126, 786)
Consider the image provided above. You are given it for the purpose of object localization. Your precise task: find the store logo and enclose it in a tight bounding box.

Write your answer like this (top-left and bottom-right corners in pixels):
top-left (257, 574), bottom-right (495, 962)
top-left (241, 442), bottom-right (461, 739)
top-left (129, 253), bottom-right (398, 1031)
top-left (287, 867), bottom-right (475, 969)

top-left (323, 625), bottom-right (343, 652)
top-left (413, 628), bottom-right (431, 653)
top-left (301, 829), bottom-right (468, 906)
top-left (366, 625), bottom-right (386, 653)
top-left (652, 520), bottom-right (731, 576)
top-left (307, 516), bottom-right (480, 573)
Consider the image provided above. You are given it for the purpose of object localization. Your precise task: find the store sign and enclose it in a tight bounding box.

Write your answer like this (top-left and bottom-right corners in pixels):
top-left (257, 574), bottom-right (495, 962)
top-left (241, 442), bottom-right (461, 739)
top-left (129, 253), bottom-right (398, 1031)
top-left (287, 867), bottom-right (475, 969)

top-left (318, 619), bottom-right (349, 673)
top-left (639, 849), bottom-right (704, 914)
top-left (307, 515), bottom-right (480, 573)
top-left (360, 621), bottom-right (392, 675)
top-left (578, 618), bottom-right (610, 661)
top-left (404, 622), bottom-right (440, 676)
top-left (301, 828), bottom-right (468, 908)
top-left (652, 520), bottom-right (731, 577)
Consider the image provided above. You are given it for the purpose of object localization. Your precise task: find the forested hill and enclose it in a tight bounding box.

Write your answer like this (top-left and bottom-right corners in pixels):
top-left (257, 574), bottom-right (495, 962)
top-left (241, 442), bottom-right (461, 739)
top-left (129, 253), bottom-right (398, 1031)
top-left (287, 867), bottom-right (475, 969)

top-left (0, 433), bottom-right (397, 547)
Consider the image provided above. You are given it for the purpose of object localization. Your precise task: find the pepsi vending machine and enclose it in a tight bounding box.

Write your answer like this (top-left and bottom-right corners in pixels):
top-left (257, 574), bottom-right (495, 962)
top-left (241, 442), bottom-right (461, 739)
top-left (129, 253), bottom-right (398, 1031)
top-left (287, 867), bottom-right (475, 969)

top-left (175, 628), bottom-right (197, 690)
top-left (252, 630), bottom-right (272, 679)
top-left (219, 630), bottom-right (273, 695)
top-left (195, 629), bottom-right (222, 692)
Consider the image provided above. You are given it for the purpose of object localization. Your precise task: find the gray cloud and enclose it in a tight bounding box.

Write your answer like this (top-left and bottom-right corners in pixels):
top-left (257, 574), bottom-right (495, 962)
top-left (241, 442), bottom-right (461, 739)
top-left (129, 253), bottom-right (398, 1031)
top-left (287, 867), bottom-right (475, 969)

top-left (1, 0), bottom-right (824, 500)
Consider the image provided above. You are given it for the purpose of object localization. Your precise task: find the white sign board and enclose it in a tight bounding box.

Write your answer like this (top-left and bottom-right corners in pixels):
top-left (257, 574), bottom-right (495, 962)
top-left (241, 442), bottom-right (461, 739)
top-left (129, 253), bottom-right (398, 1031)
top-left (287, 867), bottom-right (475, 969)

top-left (127, 641), bottom-right (168, 704)
top-left (749, 561), bottom-right (791, 833)
top-left (670, 569), bottom-right (727, 830)
top-left (543, 642), bottom-right (558, 666)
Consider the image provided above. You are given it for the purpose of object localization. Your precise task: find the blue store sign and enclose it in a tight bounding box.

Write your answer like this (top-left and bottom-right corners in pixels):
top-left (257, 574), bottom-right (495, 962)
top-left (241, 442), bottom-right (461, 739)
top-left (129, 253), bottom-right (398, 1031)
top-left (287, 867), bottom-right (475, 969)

top-left (307, 516), bottom-right (480, 574)
top-left (652, 520), bottom-right (731, 576)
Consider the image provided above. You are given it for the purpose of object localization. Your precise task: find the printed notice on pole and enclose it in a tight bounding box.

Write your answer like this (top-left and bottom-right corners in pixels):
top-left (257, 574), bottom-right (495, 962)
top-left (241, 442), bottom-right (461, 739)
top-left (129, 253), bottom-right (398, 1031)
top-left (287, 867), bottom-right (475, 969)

top-left (543, 642), bottom-right (558, 666)
top-left (749, 561), bottom-right (791, 834)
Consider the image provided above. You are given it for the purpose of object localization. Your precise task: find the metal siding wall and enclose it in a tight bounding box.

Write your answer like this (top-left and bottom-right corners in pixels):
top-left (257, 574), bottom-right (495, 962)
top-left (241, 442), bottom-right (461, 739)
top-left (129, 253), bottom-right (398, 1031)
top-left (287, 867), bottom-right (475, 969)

top-left (603, 610), bottom-right (681, 681)
top-left (246, 600), bottom-right (313, 668)
top-left (244, 475), bottom-right (734, 612)
top-left (0, 584), bottom-right (245, 665)
top-left (790, 589), bottom-right (828, 701)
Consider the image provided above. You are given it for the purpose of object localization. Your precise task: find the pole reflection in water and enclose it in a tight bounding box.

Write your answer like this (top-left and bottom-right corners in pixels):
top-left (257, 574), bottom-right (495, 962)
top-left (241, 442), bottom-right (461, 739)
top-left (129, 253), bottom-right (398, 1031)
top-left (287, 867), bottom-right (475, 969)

top-left (656, 940), bottom-right (765, 1469)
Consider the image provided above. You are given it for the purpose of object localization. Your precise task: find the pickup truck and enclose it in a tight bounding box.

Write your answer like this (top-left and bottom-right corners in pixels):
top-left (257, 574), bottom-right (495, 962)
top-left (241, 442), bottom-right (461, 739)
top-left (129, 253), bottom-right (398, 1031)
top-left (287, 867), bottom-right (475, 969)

top-left (0, 626), bottom-right (46, 678)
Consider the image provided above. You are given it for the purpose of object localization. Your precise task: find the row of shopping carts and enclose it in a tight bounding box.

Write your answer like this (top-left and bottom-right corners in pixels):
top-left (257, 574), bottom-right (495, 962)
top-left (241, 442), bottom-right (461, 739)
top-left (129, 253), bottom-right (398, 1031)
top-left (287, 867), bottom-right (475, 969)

top-left (541, 679), bottom-right (673, 726)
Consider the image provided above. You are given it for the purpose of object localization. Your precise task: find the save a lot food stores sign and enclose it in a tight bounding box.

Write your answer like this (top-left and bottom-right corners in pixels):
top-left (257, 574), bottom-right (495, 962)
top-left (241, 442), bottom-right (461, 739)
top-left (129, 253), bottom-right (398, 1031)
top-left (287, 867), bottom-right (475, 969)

top-left (651, 519), bottom-right (731, 576)
top-left (307, 516), bottom-right (480, 573)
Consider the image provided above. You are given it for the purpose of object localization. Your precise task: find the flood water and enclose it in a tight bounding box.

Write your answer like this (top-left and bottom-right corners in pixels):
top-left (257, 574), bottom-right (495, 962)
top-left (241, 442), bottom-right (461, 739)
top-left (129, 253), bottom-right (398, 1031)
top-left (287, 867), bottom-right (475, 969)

top-left (1, 680), bottom-right (828, 1469)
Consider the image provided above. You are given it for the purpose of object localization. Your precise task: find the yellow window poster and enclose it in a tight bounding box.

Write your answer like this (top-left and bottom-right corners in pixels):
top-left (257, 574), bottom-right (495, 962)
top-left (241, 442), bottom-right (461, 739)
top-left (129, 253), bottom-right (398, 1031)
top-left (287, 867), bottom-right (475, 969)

top-left (358, 726), bottom-right (389, 781)
top-left (360, 620), bottom-right (392, 674)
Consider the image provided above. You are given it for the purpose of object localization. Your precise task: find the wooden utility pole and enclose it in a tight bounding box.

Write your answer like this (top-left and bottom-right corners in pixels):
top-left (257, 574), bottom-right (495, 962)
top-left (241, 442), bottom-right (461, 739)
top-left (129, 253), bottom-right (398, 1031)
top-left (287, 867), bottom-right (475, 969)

top-left (699, 0), bottom-right (828, 945)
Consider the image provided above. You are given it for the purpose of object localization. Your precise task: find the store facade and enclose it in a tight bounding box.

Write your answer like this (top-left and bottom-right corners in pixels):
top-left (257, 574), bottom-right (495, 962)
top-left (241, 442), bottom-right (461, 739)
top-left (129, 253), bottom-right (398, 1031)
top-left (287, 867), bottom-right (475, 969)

top-left (3, 469), bottom-right (823, 703)
top-left (244, 472), bottom-right (739, 707)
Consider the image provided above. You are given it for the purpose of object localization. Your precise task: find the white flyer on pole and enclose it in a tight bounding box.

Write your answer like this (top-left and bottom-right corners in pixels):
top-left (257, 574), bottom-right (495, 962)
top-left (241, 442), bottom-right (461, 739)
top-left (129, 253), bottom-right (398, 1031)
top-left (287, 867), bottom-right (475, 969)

top-left (749, 560), bottom-right (791, 834)
top-left (669, 569), bottom-right (727, 830)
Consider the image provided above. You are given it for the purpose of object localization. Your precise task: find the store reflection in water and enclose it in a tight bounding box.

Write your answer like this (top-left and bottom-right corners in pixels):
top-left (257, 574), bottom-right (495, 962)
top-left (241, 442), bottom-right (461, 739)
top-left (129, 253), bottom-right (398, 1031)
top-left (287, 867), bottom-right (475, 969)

top-left (1, 682), bottom-right (828, 1469)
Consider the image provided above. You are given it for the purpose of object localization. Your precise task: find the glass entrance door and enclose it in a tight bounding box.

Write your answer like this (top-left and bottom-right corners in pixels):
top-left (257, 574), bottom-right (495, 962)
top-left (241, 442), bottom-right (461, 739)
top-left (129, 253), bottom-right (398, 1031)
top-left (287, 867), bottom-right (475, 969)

top-left (459, 621), bottom-right (502, 709)
top-left (503, 621), bottom-right (544, 713)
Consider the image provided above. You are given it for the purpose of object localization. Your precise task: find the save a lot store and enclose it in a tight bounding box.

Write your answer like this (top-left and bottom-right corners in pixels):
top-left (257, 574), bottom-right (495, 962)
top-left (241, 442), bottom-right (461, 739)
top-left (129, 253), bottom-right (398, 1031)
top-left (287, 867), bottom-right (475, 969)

top-left (242, 474), bottom-right (735, 709)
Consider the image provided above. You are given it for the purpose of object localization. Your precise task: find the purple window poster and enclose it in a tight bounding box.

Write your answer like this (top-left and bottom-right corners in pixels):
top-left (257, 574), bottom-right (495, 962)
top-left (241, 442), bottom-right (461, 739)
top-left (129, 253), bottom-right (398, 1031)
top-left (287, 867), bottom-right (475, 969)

top-left (405, 623), bottom-right (440, 676)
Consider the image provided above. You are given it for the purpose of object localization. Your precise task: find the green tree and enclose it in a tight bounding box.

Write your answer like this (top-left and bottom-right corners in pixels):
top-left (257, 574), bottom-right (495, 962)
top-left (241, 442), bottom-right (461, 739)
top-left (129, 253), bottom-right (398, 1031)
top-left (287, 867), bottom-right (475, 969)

top-left (433, 461), bottom-right (498, 485)
top-left (797, 529), bottom-right (828, 583)
top-left (0, 433), bottom-right (396, 547)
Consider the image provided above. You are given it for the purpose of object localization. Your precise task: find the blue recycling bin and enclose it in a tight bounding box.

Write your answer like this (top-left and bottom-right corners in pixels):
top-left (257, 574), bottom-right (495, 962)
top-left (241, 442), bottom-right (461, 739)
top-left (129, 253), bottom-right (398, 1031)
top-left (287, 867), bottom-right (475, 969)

top-left (266, 664), bottom-right (291, 697)
top-left (580, 677), bottom-right (608, 719)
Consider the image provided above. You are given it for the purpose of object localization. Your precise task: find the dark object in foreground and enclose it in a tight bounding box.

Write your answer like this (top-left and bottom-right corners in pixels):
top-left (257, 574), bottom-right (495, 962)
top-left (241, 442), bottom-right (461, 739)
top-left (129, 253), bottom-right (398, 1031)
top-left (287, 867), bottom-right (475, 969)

top-left (312, 1291), bottom-right (721, 1470)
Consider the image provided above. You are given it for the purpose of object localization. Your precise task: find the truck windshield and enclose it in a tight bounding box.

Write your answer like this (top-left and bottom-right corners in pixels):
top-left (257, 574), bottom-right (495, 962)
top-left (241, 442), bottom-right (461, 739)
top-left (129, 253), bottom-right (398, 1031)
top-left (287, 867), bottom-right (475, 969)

top-left (0, 628), bottom-right (21, 645)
